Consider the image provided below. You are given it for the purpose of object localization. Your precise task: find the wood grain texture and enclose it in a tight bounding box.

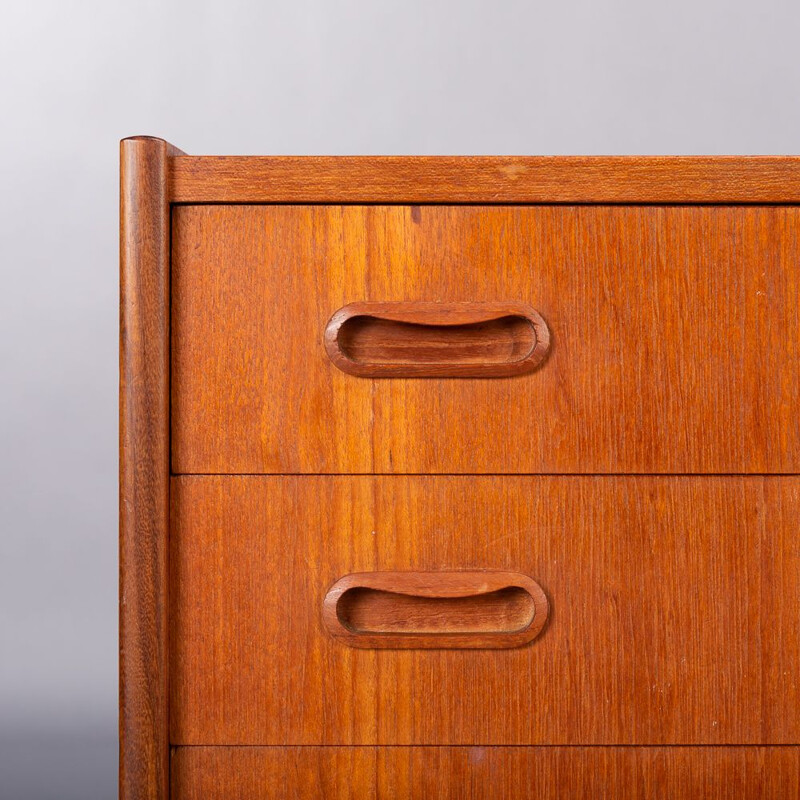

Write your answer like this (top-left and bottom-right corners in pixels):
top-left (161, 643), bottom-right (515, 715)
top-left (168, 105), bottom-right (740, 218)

top-left (168, 155), bottom-right (800, 203)
top-left (169, 475), bottom-right (800, 746)
top-left (171, 746), bottom-right (800, 800)
top-left (322, 571), bottom-right (549, 648)
top-left (324, 302), bottom-right (550, 378)
top-left (119, 136), bottom-right (173, 800)
top-left (171, 205), bottom-right (800, 474)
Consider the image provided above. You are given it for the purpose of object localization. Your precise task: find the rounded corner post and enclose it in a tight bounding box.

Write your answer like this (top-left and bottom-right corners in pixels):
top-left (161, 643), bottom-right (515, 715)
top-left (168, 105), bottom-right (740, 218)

top-left (120, 135), bottom-right (170, 800)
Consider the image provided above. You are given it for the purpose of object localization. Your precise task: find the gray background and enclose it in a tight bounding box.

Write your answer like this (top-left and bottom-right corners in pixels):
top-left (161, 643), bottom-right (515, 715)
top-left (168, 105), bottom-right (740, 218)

top-left (1, 0), bottom-right (799, 796)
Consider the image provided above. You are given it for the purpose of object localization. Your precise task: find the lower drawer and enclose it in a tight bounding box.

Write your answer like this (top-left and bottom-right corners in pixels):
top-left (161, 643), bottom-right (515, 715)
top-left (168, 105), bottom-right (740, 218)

top-left (170, 476), bottom-right (800, 745)
top-left (171, 746), bottom-right (800, 799)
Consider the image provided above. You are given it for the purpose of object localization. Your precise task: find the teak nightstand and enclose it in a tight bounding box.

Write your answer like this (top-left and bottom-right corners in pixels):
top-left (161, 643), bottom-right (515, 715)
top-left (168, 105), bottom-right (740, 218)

top-left (120, 137), bottom-right (800, 799)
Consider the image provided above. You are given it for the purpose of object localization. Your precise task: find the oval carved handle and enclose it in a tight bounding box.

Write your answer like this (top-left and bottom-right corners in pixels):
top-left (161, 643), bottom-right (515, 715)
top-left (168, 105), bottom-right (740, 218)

top-left (322, 570), bottom-right (550, 649)
top-left (324, 302), bottom-right (551, 378)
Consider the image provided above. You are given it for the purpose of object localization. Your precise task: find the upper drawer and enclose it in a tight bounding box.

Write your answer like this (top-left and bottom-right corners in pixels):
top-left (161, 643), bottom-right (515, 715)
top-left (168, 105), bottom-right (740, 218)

top-left (171, 205), bottom-right (800, 474)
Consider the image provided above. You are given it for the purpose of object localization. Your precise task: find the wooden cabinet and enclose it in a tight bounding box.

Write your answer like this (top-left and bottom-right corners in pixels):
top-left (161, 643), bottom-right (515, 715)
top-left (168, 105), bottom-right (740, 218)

top-left (121, 138), bottom-right (800, 799)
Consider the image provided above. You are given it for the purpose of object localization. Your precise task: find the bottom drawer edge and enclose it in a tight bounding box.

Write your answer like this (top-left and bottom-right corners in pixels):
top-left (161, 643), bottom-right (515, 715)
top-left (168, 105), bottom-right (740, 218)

top-left (171, 745), bottom-right (800, 799)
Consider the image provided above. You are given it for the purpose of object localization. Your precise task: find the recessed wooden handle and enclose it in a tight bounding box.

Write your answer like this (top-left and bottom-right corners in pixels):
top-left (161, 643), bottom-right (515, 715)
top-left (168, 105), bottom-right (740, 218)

top-left (322, 571), bottom-right (549, 649)
top-left (324, 302), bottom-right (550, 377)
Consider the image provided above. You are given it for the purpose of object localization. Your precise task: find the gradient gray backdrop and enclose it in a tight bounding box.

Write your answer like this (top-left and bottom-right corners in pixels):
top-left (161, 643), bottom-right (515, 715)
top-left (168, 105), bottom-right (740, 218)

top-left (1, 0), bottom-right (799, 797)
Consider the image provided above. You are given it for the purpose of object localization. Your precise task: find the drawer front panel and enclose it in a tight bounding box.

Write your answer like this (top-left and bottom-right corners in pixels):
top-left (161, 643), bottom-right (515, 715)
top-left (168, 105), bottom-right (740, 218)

top-left (171, 205), bottom-right (800, 474)
top-left (169, 476), bottom-right (800, 745)
top-left (172, 746), bottom-right (800, 800)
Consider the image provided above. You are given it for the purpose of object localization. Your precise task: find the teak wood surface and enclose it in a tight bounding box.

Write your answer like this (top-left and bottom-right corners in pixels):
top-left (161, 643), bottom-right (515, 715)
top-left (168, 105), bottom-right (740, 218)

top-left (168, 155), bottom-right (800, 203)
top-left (171, 204), bottom-right (800, 474)
top-left (171, 746), bottom-right (800, 800)
top-left (170, 475), bottom-right (800, 746)
top-left (122, 139), bottom-right (800, 799)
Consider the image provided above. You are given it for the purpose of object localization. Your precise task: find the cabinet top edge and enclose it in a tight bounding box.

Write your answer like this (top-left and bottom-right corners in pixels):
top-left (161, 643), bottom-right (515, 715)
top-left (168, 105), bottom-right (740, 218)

top-left (122, 141), bottom-right (800, 203)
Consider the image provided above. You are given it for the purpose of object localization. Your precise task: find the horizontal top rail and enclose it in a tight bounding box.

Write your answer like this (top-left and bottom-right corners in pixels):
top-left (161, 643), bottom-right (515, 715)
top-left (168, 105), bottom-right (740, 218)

top-left (167, 154), bottom-right (800, 204)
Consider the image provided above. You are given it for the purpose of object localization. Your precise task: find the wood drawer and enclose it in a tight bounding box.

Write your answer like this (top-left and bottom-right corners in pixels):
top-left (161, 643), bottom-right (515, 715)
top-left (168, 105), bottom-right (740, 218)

top-left (172, 746), bottom-right (800, 800)
top-left (171, 204), bottom-right (800, 475)
top-left (169, 475), bottom-right (800, 746)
